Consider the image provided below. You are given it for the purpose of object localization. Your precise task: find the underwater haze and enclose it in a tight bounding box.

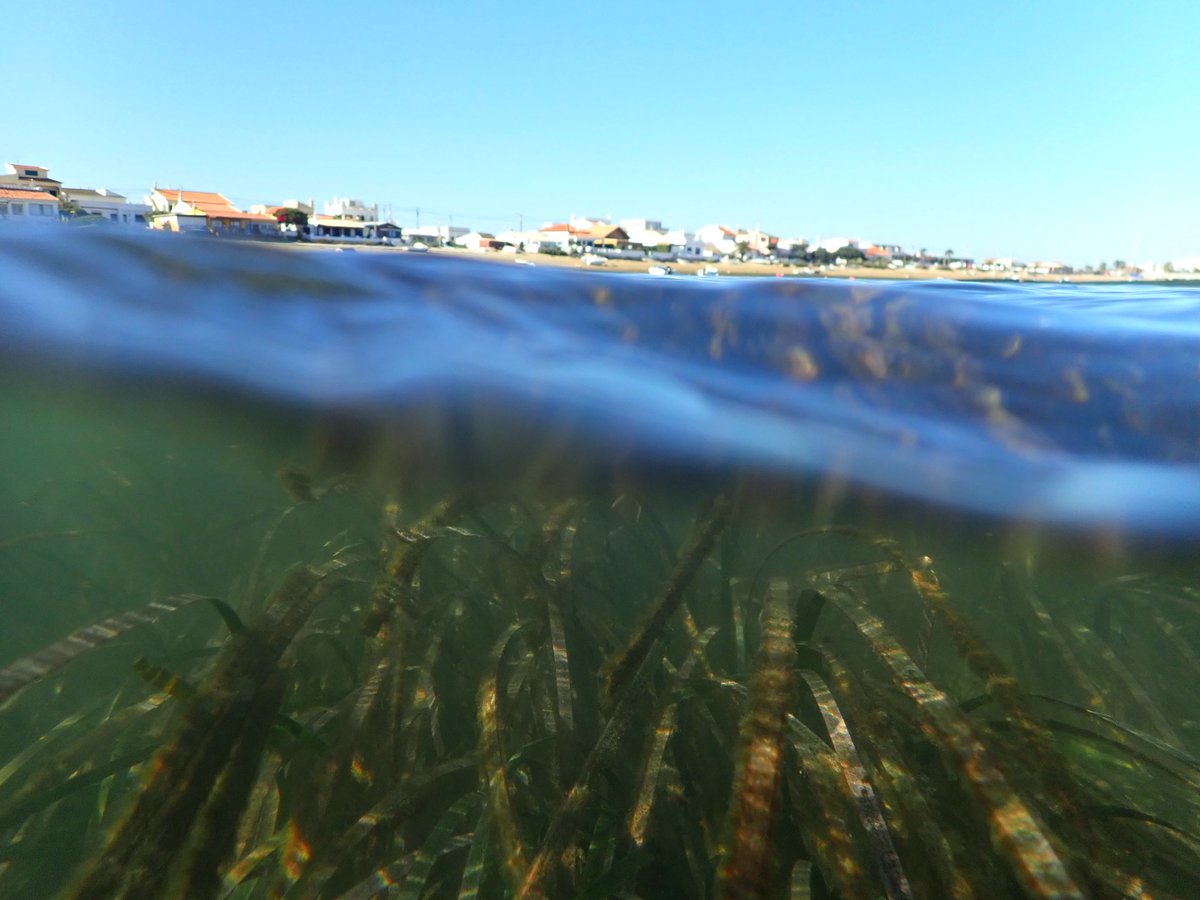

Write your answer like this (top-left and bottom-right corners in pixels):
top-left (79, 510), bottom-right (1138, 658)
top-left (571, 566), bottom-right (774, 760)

top-left (1, 231), bottom-right (1198, 898)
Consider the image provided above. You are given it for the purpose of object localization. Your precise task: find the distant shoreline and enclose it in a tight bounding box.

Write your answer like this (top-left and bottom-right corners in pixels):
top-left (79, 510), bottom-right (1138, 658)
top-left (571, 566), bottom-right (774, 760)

top-left (272, 242), bottom-right (1191, 284)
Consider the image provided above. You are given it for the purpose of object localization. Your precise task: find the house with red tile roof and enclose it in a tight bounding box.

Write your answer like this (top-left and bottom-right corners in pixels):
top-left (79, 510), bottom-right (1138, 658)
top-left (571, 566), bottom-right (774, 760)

top-left (1, 163), bottom-right (62, 197)
top-left (537, 222), bottom-right (587, 252)
top-left (0, 185), bottom-right (61, 225)
top-left (148, 187), bottom-right (278, 236)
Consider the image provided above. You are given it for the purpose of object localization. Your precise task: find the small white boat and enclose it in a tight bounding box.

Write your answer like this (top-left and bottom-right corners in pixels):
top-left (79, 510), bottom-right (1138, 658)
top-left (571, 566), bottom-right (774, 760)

top-left (581, 254), bottom-right (607, 266)
top-left (408, 241), bottom-right (429, 253)
top-left (648, 265), bottom-right (673, 276)
top-left (698, 265), bottom-right (720, 277)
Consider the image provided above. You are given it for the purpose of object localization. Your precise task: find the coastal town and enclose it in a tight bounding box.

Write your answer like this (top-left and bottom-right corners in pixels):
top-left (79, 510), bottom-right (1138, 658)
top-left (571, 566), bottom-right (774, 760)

top-left (2, 162), bottom-right (1196, 280)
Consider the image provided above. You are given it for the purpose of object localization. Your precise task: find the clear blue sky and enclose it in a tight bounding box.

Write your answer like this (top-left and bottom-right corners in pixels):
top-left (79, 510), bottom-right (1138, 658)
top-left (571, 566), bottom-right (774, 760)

top-left (6, 1), bottom-right (1198, 265)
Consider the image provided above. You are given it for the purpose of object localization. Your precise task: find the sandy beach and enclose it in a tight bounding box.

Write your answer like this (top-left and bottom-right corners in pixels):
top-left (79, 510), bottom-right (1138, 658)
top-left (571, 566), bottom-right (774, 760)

top-left (274, 242), bottom-right (1176, 283)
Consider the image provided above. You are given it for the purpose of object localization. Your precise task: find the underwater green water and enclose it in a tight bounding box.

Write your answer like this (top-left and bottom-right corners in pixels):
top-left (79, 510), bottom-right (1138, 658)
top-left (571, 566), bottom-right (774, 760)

top-left (4, 232), bottom-right (1200, 897)
top-left (2, 371), bottom-right (1198, 899)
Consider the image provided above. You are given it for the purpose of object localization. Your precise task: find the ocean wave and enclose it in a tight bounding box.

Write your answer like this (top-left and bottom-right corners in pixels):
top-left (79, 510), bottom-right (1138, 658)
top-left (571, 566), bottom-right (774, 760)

top-left (3, 230), bottom-right (1199, 532)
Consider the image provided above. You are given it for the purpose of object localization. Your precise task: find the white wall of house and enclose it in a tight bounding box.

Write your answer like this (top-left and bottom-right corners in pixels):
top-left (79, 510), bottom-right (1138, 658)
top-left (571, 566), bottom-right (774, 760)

top-left (309, 216), bottom-right (370, 242)
top-left (459, 232), bottom-right (499, 250)
top-left (665, 230), bottom-right (706, 259)
top-left (283, 198), bottom-right (314, 215)
top-left (407, 225), bottom-right (468, 243)
top-left (0, 188), bottom-right (60, 224)
top-left (304, 217), bottom-right (400, 243)
top-left (568, 215), bottom-right (607, 231)
top-left (534, 229), bottom-right (575, 251)
top-left (149, 213), bottom-right (208, 233)
top-left (624, 225), bottom-right (669, 248)
top-left (695, 224), bottom-right (738, 256)
top-left (812, 236), bottom-right (859, 253)
top-left (619, 218), bottom-right (664, 233)
top-left (496, 229), bottom-right (545, 250)
top-left (64, 189), bottom-right (150, 225)
top-left (620, 218), bottom-right (668, 246)
top-left (735, 229), bottom-right (776, 256)
top-left (323, 196), bottom-right (377, 221)
top-left (775, 237), bottom-right (808, 257)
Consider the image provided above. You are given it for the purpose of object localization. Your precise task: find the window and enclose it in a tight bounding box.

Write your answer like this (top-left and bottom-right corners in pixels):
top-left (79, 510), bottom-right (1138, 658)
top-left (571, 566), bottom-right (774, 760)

top-left (12, 203), bottom-right (24, 215)
top-left (23, 169), bottom-right (38, 177)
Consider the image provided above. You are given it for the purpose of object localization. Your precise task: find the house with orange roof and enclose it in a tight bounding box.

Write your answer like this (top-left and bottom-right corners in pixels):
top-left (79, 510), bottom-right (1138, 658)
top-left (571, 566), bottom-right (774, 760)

top-left (0, 185), bottom-right (60, 225)
top-left (863, 244), bottom-right (893, 262)
top-left (147, 187), bottom-right (279, 237)
top-left (583, 224), bottom-right (629, 249)
top-left (734, 227), bottom-right (778, 258)
top-left (1, 163), bottom-right (62, 197)
top-left (537, 222), bottom-right (587, 252)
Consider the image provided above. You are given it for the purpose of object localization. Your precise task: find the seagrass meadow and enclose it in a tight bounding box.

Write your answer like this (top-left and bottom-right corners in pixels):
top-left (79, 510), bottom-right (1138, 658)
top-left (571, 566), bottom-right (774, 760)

top-left (2, 234), bottom-right (1200, 898)
top-left (1, 377), bottom-right (1198, 900)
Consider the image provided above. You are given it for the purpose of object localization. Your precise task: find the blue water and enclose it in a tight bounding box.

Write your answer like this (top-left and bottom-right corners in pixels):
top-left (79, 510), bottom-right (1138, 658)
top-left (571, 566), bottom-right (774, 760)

top-left (3, 230), bottom-right (1199, 533)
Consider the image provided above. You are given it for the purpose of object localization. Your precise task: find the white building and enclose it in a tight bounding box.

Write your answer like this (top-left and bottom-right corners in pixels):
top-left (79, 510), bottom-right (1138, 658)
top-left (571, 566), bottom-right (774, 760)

top-left (811, 236), bottom-right (860, 254)
top-left (146, 188), bottom-right (278, 236)
top-left (535, 223), bottom-right (581, 252)
top-left (0, 163), bottom-right (62, 196)
top-left (978, 257), bottom-right (1015, 272)
top-left (663, 229), bottom-right (706, 260)
top-left (323, 196), bottom-right (378, 221)
top-left (775, 237), bottom-right (809, 258)
top-left (734, 227), bottom-right (777, 257)
top-left (695, 224), bottom-right (739, 256)
top-left (459, 232), bottom-right (507, 251)
top-left (619, 218), bottom-right (670, 248)
top-left (496, 229), bottom-right (551, 251)
top-left (306, 215), bottom-right (401, 243)
top-left (407, 224), bottom-right (469, 245)
top-left (62, 188), bottom-right (150, 226)
top-left (0, 185), bottom-right (60, 225)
